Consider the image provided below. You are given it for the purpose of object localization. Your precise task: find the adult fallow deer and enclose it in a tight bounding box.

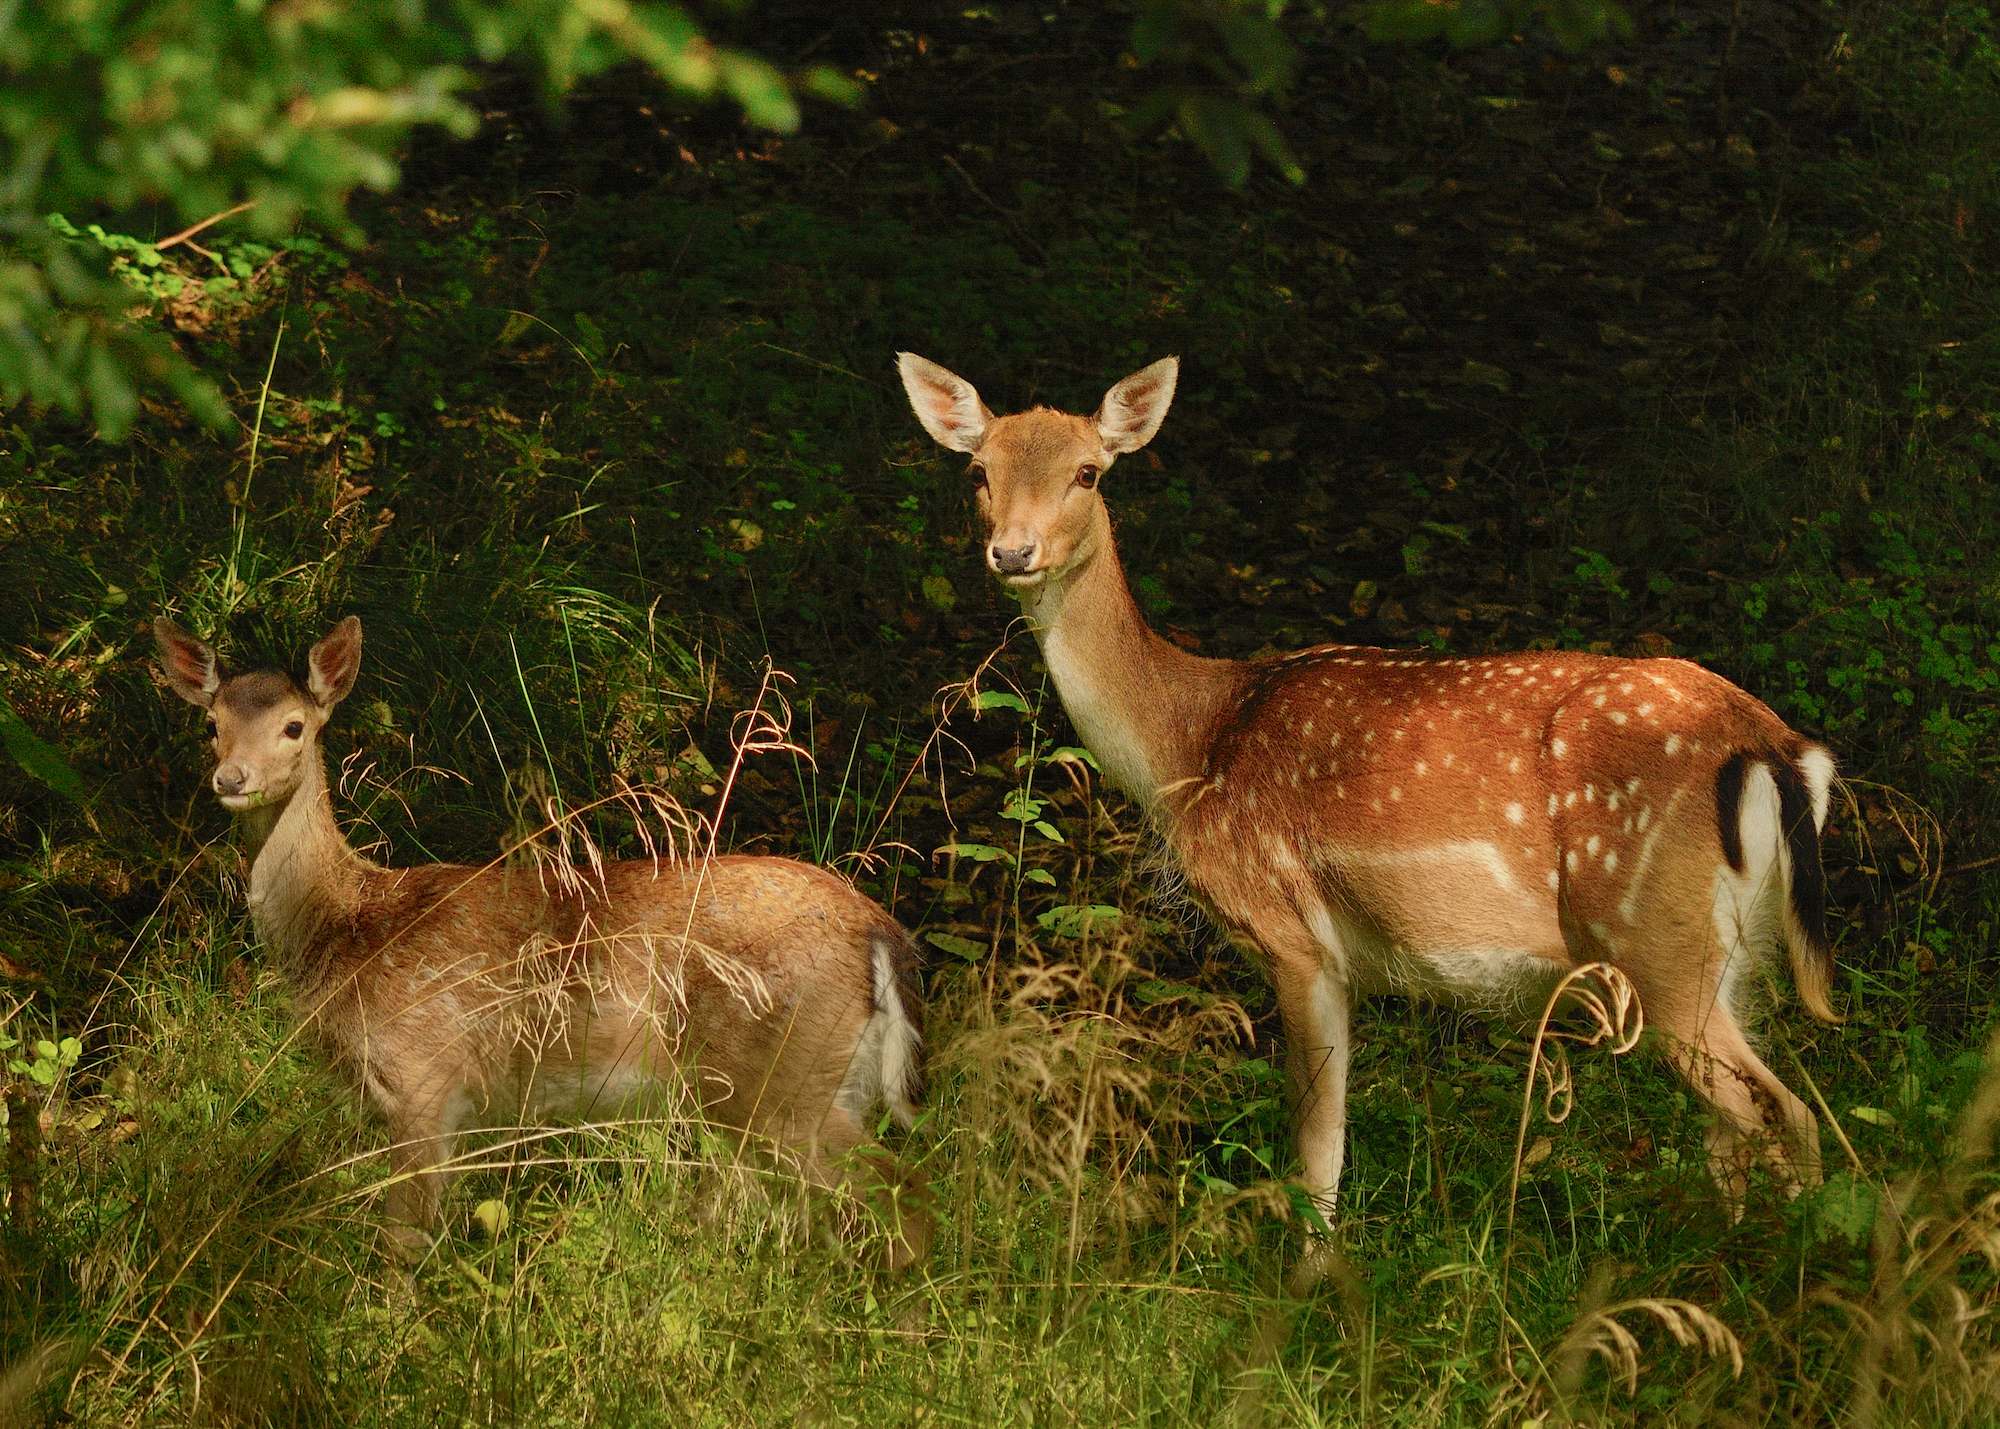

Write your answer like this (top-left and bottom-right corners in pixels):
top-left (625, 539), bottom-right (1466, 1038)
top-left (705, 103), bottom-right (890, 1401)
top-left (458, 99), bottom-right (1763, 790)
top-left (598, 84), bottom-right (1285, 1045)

top-left (155, 615), bottom-right (929, 1267)
top-left (897, 352), bottom-right (1837, 1270)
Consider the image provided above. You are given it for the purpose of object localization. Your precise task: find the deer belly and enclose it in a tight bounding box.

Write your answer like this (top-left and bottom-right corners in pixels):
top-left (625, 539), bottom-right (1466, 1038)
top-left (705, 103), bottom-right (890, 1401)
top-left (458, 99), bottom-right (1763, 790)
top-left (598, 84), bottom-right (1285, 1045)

top-left (1306, 842), bottom-right (1571, 1012)
top-left (1383, 941), bottom-right (1570, 1013)
top-left (518, 1060), bottom-right (664, 1121)
top-left (510, 1009), bottom-right (686, 1122)
top-left (1306, 900), bottom-right (1569, 1014)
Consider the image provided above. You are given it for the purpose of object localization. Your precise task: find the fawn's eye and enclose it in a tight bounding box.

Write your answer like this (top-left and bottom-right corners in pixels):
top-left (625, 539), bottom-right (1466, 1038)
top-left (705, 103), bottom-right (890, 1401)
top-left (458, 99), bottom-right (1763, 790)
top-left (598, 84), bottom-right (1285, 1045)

top-left (283, 720), bottom-right (305, 740)
top-left (204, 717), bottom-right (217, 738)
top-left (968, 462), bottom-right (988, 490)
top-left (1074, 464), bottom-right (1100, 489)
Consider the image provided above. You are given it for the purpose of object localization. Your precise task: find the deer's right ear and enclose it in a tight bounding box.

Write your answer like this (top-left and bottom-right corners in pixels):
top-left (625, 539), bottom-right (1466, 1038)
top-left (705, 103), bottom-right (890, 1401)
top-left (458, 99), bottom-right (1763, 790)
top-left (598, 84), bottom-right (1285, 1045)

top-left (307, 616), bottom-right (363, 708)
top-left (896, 353), bottom-right (991, 454)
top-left (154, 618), bottom-right (220, 708)
top-left (1095, 357), bottom-right (1179, 455)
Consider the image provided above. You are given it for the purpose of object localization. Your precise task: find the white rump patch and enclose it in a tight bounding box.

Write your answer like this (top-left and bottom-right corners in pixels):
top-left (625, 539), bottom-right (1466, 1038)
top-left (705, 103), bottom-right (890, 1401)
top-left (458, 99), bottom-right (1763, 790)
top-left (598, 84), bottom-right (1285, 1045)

top-left (1710, 763), bottom-right (1787, 1022)
top-left (838, 934), bottom-right (923, 1129)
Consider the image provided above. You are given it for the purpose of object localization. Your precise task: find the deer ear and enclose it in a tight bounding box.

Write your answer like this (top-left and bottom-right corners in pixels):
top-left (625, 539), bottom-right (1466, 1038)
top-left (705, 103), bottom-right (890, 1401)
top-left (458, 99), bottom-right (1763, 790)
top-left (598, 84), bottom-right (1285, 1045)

top-left (1094, 357), bottom-right (1179, 455)
top-left (154, 618), bottom-right (220, 707)
top-left (896, 352), bottom-right (992, 454)
top-left (307, 616), bottom-right (363, 708)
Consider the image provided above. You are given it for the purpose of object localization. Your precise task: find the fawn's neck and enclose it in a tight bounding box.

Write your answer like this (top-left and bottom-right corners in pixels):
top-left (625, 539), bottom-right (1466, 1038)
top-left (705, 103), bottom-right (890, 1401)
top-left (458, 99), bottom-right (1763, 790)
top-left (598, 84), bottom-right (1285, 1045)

top-left (238, 754), bottom-right (367, 977)
top-left (1016, 507), bottom-right (1244, 811)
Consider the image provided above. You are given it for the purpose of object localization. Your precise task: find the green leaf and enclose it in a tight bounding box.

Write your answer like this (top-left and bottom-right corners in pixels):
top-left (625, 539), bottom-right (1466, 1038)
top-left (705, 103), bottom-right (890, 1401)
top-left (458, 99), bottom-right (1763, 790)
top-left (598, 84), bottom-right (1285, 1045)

top-left (971, 689), bottom-right (1029, 713)
top-left (801, 66), bottom-right (862, 106)
top-left (936, 841), bottom-right (1012, 864)
top-left (924, 931), bottom-right (987, 961)
top-left (1178, 94), bottom-right (1252, 188)
top-left (1239, 110), bottom-right (1306, 185)
top-left (1809, 1172), bottom-right (1880, 1247)
top-left (1133, 978), bottom-right (1209, 1006)
top-left (1000, 790), bottom-right (1044, 822)
top-left (1043, 745), bottom-right (1101, 771)
top-left (1022, 868), bottom-right (1057, 886)
top-left (0, 695), bottom-right (86, 803)
top-left (1035, 904), bottom-right (1123, 937)
top-left (1032, 820), bottom-right (1064, 843)
top-left (720, 54), bottom-right (801, 132)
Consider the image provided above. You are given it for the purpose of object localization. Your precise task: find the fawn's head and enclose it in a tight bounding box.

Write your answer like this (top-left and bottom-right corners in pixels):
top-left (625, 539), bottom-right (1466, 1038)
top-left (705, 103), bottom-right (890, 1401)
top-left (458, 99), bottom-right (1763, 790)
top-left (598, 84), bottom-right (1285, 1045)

top-left (897, 354), bottom-right (1178, 590)
top-left (154, 616), bottom-right (362, 812)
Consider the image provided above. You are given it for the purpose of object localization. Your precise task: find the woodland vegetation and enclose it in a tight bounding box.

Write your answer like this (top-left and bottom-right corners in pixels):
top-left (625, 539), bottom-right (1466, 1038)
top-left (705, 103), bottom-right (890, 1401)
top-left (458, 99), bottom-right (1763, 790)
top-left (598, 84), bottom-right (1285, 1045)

top-left (2, 1), bottom-right (1997, 1423)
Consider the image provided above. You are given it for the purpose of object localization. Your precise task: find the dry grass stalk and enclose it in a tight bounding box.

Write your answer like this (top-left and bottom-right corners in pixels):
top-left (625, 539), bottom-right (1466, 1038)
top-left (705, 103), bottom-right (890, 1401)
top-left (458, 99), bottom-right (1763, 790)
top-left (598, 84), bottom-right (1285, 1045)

top-left (1553, 1296), bottom-right (1746, 1397)
top-left (1503, 962), bottom-right (1646, 1257)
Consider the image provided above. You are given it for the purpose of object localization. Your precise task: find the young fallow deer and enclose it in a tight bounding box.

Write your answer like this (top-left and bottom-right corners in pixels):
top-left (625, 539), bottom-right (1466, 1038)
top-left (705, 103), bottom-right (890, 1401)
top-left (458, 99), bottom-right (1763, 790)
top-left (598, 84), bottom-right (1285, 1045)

top-left (154, 615), bottom-right (930, 1268)
top-left (898, 353), bottom-right (1839, 1270)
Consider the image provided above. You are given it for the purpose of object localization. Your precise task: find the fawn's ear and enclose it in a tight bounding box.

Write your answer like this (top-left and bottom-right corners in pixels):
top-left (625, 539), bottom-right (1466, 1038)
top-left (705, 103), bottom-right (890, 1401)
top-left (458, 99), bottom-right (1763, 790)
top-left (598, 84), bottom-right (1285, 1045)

top-left (897, 352), bottom-right (992, 454)
top-left (1094, 357), bottom-right (1179, 455)
top-left (307, 617), bottom-right (363, 708)
top-left (154, 618), bottom-right (220, 708)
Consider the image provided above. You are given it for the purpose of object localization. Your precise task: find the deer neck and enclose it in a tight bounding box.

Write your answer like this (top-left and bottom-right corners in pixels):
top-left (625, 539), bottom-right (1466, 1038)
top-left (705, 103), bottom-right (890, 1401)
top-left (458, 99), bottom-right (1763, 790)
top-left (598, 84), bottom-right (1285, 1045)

top-left (1016, 507), bottom-right (1244, 812)
top-left (237, 754), bottom-right (366, 978)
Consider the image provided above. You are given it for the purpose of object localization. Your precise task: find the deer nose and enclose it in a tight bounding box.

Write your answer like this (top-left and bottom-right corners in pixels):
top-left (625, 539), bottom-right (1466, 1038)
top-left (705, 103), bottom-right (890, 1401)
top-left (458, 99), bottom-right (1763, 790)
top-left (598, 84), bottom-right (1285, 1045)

top-left (213, 764), bottom-right (249, 797)
top-left (989, 541), bottom-right (1039, 575)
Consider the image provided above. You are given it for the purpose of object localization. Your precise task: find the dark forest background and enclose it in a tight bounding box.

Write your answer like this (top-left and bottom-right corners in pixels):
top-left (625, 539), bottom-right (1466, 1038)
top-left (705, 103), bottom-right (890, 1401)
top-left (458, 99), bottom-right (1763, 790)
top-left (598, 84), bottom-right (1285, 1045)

top-left (1, 2), bottom-right (1996, 1422)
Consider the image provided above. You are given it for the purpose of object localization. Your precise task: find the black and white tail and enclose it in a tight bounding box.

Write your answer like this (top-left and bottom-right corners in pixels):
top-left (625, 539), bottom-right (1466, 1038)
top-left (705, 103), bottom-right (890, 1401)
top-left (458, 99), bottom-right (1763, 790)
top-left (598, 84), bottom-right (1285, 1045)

top-left (1715, 742), bottom-right (1840, 1024)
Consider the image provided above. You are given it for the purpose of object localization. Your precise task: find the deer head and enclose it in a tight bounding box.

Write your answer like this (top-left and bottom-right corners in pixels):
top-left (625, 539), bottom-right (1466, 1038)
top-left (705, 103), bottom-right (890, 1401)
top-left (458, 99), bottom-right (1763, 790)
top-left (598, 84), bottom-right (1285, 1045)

top-left (897, 353), bottom-right (1179, 589)
top-left (154, 616), bottom-right (362, 812)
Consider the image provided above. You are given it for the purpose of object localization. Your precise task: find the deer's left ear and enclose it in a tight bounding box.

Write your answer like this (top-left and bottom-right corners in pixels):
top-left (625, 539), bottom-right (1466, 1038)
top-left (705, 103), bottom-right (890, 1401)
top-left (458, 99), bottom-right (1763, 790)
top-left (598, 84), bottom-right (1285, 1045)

top-left (307, 617), bottom-right (363, 708)
top-left (154, 618), bottom-right (221, 708)
top-left (1094, 357), bottom-right (1179, 455)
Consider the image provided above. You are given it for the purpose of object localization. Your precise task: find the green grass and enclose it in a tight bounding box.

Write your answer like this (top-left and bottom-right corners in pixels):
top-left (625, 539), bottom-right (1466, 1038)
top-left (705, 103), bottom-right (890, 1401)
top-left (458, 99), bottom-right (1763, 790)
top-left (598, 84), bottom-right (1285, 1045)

top-left (4, 0), bottom-right (1999, 1423)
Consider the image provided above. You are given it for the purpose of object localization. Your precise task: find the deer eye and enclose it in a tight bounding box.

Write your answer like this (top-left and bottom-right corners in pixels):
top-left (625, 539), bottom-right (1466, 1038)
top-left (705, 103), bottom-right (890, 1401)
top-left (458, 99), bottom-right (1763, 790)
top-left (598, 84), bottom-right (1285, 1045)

top-left (1074, 464), bottom-right (1100, 489)
top-left (283, 720), bottom-right (305, 740)
top-left (204, 716), bottom-right (217, 738)
top-left (967, 462), bottom-right (988, 490)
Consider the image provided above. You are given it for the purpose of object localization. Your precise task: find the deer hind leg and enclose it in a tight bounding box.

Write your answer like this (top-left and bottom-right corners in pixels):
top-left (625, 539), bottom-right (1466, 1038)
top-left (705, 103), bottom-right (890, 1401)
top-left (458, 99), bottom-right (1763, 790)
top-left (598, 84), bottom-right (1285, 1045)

top-left (1650, 989), bottom-right (1821, 1208)
top-left (788, 1107), bottom-right (932, 1272)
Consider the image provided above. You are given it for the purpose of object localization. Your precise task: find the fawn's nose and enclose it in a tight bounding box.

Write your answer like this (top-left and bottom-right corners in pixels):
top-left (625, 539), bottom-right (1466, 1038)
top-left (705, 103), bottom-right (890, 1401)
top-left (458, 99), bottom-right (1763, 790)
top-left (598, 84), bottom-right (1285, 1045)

top-left (988, 541), bottom-right (1039, 576)
top-left (213, 764), bottom-right (249, 797)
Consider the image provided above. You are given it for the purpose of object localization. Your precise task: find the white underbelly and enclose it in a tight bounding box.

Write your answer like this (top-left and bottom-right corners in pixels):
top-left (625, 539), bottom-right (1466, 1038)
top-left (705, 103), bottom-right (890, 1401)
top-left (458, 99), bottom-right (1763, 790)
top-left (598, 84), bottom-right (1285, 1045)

top-left (1307, 902), bottom-right (1568, 1015)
